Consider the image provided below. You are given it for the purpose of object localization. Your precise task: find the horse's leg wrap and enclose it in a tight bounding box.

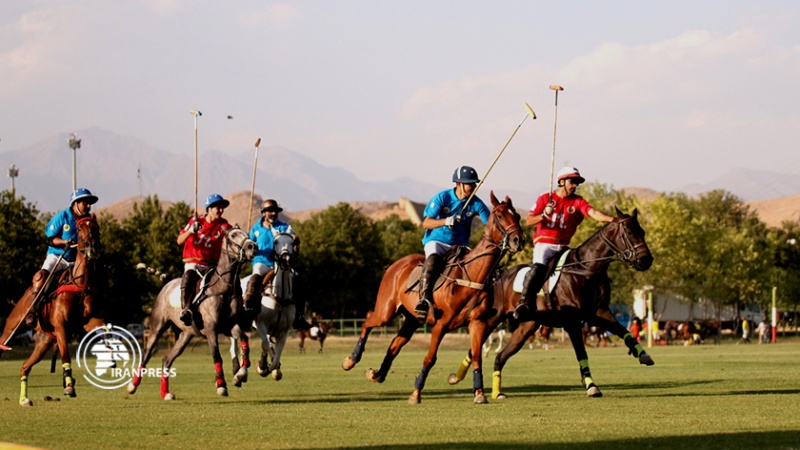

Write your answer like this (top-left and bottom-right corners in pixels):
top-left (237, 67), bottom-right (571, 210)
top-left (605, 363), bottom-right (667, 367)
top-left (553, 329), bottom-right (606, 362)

top-left (62, 363), bottom-right (74, 388)
top-left (455, 355), bottom-right (472, 383)
top-left (214, 361), bottom-right (226, 388)
top-left (350, 336), bottom-right (366, 363)
top-left (624, 333), bottom-right (645, 358)
top-left (414, 365), bottom-right (432, 391)
top-left (160, 374), bottom-right (170, 399)
top-left (579, 359), bottom-right (594, 389)
top-left (491, 371), bottom-right (502, 399)
top-left (472, 368), bottom-right (484, 394)
top-left (131, 365), bottom-right (145, 388)
top-left (240, 341), bottom-right (250, 368)
top-left (20, 376), bottom-right (28, 404)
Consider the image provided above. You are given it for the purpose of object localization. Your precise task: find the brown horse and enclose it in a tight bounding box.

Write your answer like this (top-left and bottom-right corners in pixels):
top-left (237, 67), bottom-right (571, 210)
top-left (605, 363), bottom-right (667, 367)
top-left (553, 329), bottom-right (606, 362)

top-left (126, 228), bottom-right (256, 399)
top-left (341, 192), bottom-right (524, 404)
top-left (449, 208), bottom-right (654, 399)
top-left (298, 320), bottom-right (335, 353)
top-left (0, 215), bottom-right (105, 406)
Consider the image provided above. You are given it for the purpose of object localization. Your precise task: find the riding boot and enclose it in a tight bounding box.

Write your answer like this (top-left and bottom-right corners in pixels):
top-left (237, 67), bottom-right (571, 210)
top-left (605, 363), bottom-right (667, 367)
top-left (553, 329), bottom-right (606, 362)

top-left (414, 254), bottom-right (440, 322)
top-left (243, 275), bottom-right (263, 312)
top-left (513, 263), bottom-right (548, 320)
top-left (25, 269), bottom-right (49, 328)
top-left (180, 270), bottom-right (199, 326)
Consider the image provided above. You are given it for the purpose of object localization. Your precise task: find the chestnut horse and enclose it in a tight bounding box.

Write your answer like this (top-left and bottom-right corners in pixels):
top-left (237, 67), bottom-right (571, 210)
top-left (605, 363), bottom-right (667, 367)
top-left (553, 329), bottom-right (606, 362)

top-left (449, 208), bottom-right (654, 399)
top-left (127, 228), bottom-right (256, 399)
top-left (342, 192), bottom-right (524, 404)
top-left (0, 215), bottom-right (105, 406)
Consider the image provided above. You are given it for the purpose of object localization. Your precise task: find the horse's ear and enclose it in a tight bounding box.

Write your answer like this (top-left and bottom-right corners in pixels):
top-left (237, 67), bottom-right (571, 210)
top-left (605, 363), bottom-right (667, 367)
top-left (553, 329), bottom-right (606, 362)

top-left (490, 191), bottom-right (499, 207)
top-left (505, 195), bottom-right (513, 208)
top-left (632, 208), bottom-right (639, 218)
top-left (615, 206), bottom-right (625, 218)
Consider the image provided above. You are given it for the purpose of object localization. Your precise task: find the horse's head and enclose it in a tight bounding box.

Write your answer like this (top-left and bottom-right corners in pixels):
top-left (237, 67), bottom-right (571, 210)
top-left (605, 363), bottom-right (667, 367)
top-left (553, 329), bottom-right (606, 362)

top-left (485, 191), bottom-right (524, 254)
top-left (222, 228), bottom-right (257, 262)
top-left (607, 207), bottom-right (653, 271)
top-left (75, 215), bottom-right (100, 260)
top-left (273, 232), bottom-right (295, 270)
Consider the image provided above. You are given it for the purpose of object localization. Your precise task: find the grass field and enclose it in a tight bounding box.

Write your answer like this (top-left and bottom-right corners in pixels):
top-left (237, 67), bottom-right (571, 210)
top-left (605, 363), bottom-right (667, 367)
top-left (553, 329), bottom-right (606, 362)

top-left (1, 333), bottom-right (799, 450)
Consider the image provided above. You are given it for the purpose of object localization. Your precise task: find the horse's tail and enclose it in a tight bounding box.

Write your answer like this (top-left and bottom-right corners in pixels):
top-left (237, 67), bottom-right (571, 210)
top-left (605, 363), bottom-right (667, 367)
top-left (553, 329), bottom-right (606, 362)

top-left (136, 263), bottom-right (168, 283)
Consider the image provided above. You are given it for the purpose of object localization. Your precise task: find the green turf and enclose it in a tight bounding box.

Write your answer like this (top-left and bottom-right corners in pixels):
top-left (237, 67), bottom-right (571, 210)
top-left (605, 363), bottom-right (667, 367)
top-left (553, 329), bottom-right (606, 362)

top-left (1, 334), bottom-right (799, 450)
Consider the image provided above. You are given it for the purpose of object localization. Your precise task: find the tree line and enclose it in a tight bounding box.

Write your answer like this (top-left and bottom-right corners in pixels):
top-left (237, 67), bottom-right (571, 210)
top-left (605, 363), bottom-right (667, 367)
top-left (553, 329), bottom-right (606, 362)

top-left (1, 186), bottom-right (799, 325)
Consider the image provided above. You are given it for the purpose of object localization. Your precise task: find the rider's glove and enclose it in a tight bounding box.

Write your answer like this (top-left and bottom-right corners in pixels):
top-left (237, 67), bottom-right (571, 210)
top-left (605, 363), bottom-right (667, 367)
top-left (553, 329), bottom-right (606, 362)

top-left (191, 222), bottom-right (202, 234)
top-left (444, 214), bottom-right (461, 229)
top-left (543, 201), bottom-right (555, 219)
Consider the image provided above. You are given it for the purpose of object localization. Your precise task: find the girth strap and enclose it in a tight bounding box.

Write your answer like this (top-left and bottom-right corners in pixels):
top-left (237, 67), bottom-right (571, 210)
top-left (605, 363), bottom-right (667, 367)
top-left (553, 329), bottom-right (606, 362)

top-left (453, 279), bottom-right (484, 290)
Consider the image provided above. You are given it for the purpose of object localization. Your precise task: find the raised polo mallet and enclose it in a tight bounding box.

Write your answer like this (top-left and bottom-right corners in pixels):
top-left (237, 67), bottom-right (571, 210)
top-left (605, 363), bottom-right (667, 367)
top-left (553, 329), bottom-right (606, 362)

top-left (460, 103), bottom-right (537, 214)
top-left (548, 85), bottom-right (564, 200)
top-left (247, 137), bottom-right (262, 229)
top-left (190, 110), bottom-right (202, 216)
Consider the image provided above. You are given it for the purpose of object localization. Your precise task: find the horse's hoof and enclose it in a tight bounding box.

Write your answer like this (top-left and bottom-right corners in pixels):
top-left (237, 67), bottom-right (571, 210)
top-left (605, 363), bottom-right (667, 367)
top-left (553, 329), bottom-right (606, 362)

top-left (494, 392), bottom-right (507, 401)
top-left (233, 368), bottom-right (248, 387)
top-left (365, 368), bottom-right (383, 383)
top-left (447, 373), bottom-right (461, 385)
top-left (342, 356), bottom-right (356, 371)
top-left (271, 369), bottom-right (282, 381)
top-left (217, 387), bottom-right (229, 397)
top-left (257, 364), bottom-right (269, 377)
top-left (586, 385), bottom-right (603, 398)
top-left (408, 390), bottom-right (421, 404)
top-left (127, 383), bottom-right (138, 395)
top-left (20, 398), bottom-right (33, 407)
top-left (474, 393), bottom-right (488, 404)
top-left (639, 353), bottom-right (655, 366)
top-left (64, 386), bottom-right (76, 397)
top-left (163, 393), bottom-right (175, 401)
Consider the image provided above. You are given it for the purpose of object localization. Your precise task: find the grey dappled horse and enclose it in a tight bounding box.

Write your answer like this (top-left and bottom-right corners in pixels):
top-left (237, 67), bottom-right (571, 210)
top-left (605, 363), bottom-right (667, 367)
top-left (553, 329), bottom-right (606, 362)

top-left (127, 228), bottom-right (256, 399)
top-left (232, 232), bottom-right (296, 381)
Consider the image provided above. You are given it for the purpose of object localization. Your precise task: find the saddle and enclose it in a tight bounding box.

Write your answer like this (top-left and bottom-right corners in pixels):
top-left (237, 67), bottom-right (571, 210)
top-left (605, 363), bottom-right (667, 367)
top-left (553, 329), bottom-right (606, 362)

top-left (405, 245), bottom-right (472, 293)
top-left (257, 267), bottom-right (295, 307)
top-left (512, 249), bottom-right (572, 312)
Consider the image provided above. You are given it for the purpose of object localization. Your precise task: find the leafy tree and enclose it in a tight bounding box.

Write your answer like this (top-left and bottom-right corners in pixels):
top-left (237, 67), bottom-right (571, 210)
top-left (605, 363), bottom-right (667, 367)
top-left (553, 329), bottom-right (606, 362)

top-left (374, 214), bottom-right (423, 263)
top-left (0, 191), bottom-right (45, 317)
top-left (293, 203), bottom-right (384, 319)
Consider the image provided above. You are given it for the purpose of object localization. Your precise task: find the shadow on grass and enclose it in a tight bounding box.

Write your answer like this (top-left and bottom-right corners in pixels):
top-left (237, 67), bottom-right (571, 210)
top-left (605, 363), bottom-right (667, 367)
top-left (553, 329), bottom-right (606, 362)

top-left (308, 430), bottom-right (800, 450)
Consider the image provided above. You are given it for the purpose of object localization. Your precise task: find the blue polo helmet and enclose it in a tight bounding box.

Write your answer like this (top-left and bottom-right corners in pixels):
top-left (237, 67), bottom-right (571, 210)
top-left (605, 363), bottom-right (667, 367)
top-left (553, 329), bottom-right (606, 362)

top-left (70, 188), bottom-right (98, 205)
top-left (204, 193), bottom-right (230, 210)
top-left (452, 166), bottom-right (480, 184)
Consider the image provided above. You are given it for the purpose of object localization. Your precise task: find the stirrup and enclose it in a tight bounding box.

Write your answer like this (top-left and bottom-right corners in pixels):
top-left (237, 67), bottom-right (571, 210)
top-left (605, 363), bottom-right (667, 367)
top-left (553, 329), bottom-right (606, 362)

top-left (179, 309), bottom-right (192, 326)
top-left (512, 302), bottom-right (528, 320)
top-left (414, 299), bottom-right (432, 321)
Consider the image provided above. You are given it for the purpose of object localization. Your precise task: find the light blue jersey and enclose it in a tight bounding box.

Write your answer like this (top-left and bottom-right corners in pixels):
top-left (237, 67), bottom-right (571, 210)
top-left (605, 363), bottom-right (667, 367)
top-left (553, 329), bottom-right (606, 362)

top-left (45, 208), bottom-right (79, 261)
top-left (421, 188), bottom-right (490, 247)
top-left (249, 219), bottom-right (295, 268)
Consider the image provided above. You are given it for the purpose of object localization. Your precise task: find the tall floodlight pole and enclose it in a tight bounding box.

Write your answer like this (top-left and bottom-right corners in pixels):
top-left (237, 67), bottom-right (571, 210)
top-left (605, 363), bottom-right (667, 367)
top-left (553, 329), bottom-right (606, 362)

top-left (8, 164), bottom-right (19, 196)
top-left (68, 133), bottom-right (81, 191)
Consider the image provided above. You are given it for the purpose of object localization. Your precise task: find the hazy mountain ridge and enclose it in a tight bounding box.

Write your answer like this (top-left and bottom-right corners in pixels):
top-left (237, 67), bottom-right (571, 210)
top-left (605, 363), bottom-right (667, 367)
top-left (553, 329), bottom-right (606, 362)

top-left (1, 128), bottom-right (799, 224)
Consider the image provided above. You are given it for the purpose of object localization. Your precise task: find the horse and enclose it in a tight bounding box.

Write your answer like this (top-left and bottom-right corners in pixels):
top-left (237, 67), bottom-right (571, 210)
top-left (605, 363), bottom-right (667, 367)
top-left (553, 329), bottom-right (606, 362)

top-left (126, 227), bottom-right (256, 399)
top-left (528, 325), bottom-right (551, 350)
top-left (583, 324), bottom-right (612, 348)
top-left (298, 319), bottom-right (335, 353)
top-left (448, 208), bottom-right (654, 399)
top-left (232, 232), bottom-right (297, 381)
top-left (0, 215), bottom-right (105, 406)
top-left (483, 323), bottom-right (507, 357)
top-left (341, 191), bottom-right (524, 404)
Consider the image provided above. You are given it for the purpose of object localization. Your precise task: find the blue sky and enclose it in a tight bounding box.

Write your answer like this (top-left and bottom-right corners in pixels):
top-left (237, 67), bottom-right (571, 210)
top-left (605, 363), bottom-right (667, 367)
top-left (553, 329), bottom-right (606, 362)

top-left (1, 1), bottom-right (799, 197)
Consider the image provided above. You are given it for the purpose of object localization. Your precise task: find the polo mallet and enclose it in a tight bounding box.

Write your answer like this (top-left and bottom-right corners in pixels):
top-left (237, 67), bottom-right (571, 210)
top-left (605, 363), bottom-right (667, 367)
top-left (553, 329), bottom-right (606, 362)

top-left (459, 103), bottom-right (537, 215)
top-left (190, 110), bottom-right (202, 217)
top-left (2, 251), bottom-right (67, 350)
top-left (548, 85), bottom-right (564, 200)
top-left (247, 137), bottom-right (262, 230)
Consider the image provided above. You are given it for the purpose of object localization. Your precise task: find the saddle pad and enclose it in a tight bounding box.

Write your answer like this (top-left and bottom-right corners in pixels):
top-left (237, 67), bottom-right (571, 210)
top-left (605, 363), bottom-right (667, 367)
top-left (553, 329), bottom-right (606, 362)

top-left (405, 265), bottom-right (447, 292)
top-left (512, 250), bottom-right (572, 294)
top-left (261, 295), bottom-right (277, 310)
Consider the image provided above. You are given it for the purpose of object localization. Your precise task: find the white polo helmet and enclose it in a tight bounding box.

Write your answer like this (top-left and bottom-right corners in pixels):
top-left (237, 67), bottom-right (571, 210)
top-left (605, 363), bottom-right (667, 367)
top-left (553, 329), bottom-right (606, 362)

top-left (557, 166), bottom-right (586, 184)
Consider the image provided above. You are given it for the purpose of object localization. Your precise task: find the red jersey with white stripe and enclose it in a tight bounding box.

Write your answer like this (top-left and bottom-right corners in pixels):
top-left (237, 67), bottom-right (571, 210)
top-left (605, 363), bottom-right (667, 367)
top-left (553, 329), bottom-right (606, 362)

top-left (530, 191), bottom-right (594, 245)
top-left (180, 216), bottom-right (232, 265)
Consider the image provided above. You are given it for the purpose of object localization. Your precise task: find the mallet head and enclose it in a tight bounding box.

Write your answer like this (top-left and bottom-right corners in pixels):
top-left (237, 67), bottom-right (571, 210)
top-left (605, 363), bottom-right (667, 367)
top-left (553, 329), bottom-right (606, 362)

top-left (549, 85), bottom-right (564, 91)
top-left (190, 110), bottom-right (203, 116)
top-left (524, 103), bottom-right (537, 120)
top-left (254, 138), bottom-right (262, 147)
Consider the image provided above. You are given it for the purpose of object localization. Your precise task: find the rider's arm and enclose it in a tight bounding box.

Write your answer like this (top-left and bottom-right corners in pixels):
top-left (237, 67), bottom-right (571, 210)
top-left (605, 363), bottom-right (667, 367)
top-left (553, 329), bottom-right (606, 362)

top-left (526, 214), bottom-right (546, 227)
top-left (588, 208), bottom-right (615, 223)
top-left (422, 216), bottom-right (449, 230)
top-left (177, 229), bottom-right (193, 246)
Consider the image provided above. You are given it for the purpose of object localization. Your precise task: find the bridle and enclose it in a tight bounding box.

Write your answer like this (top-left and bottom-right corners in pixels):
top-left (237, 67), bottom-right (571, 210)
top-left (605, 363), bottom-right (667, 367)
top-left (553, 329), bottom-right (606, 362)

top-left (599, 216), bottom-right (650, 269)
top-left (209, 228), bottom-right (256, 290)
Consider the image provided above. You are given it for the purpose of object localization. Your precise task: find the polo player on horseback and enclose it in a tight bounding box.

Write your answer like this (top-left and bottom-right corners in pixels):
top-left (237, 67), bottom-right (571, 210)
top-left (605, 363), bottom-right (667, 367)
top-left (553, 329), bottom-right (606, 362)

top-left (414, 166), bottom-right (491, 322)
top-left (514, 166), bottom-right (614, 319)
top-left (22, 188), bottom-right (99, 329)
top-left (177, 193), bottom-right (232, 326)
top-left (244, 199), bottom-right (305, 329)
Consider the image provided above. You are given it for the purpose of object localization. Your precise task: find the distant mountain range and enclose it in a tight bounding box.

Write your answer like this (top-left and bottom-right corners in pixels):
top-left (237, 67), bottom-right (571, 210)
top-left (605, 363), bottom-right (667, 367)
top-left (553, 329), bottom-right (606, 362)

top-left (1, 127), bottom-right (799, 214)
